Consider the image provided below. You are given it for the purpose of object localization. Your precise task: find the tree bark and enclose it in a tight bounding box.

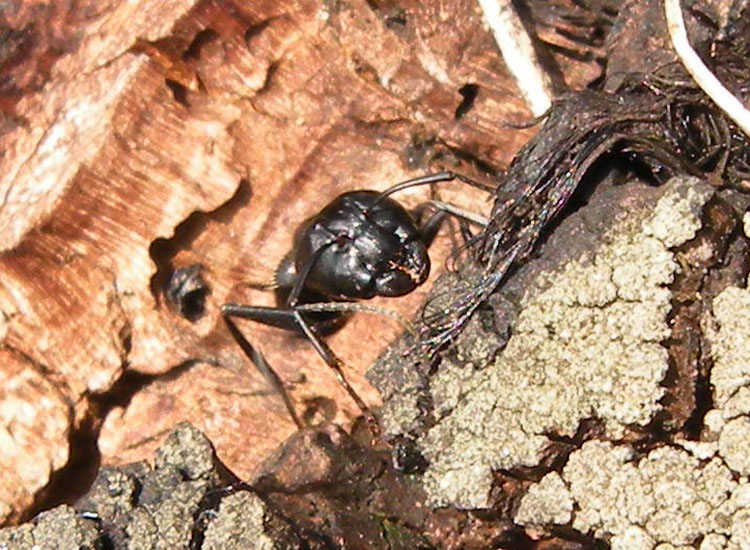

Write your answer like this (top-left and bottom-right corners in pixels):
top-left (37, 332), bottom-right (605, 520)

top-left (1, 0), bottom-right (596, 523)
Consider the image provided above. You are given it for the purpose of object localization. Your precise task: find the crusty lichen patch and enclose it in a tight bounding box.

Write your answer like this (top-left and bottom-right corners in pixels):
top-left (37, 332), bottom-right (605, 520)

top-left (513, 192), bottom-right (750, 549)
top-left (516, 441), bottom-right (738, 549)
top-left (706, 287), bottom-right (750, 411)
top-left (0, 505), bottom-right (99, 550)
top-left (419, 176), bottom-right (714, 508)
top-left (514, 472), bottom-right (573, 525)
top-left (516, 438), bottom-right (750, 550)
top-left (702, 221), bottom-right (750, 480)
top-left (202, 491), bottom-right (276, 550)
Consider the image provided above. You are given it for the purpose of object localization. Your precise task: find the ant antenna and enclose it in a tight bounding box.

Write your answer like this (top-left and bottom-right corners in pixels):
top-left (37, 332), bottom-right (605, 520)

top-left (372, 171), bottom-right (495, 207)
top-left (373, 172), bottom-right (457, 204)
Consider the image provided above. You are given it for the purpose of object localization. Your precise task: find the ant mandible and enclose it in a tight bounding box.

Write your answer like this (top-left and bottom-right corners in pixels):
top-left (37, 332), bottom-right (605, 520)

top-left (221, 171), bottom-right (489, 430)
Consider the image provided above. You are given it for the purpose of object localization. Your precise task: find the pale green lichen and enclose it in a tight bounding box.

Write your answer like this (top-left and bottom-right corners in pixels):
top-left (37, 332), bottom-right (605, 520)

top-left (202, 491), bottom-right (276, 550)
top-left (514, 472), bottom-right (573, 525)
top-left (0, 506), bottom-right (98, 550)
top-left (719, 417), bottom-right (750, 475)
top-left (517, 441), bottom-right (737, 548)
top-left (611, 526), bottom-right (655, 550)
top-left (700, 534), bottom-right (730, 550)
top-left (705, 287), bottom-right (750, 409)
top-left (514, 181), bottom-right (750, 549)
top-left (705, 257), bottom-right (750, 480)
top-left (420, 177), bottom-right (713, 508)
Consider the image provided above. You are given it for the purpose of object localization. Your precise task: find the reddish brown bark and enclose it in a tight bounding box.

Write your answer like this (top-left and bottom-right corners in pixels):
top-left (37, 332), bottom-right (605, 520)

top-left (0, 0), bottom-right (608, 523)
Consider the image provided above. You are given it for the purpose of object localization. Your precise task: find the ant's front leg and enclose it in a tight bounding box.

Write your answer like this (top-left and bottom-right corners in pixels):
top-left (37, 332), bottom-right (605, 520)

top-left (288, 308), bottom-right (378, 430)
top-left (221, 306), bottom-right (303, 429)
top-left (287, 266), bottom-right (380, 428)
top-left (221, 302), bottom-right (378, 431)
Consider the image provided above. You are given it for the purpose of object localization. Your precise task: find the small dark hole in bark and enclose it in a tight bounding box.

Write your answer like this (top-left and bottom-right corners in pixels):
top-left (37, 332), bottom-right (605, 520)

top-left (455, 84), bottom-right (479, 119)
top-left (183, 28), bottom-right (219, 60)
top-left (166, 79), bottom-right (189, 106)
top-left (165, 264), bottom-right (209, 322)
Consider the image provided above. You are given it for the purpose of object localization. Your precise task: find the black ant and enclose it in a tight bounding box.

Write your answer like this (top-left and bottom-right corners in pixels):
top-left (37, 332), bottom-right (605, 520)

top-left (221, 171), bottom-right (489, 430)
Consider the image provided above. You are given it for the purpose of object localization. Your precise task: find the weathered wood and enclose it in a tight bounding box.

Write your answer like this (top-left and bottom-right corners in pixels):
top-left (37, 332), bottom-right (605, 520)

top-left (0, 0), bottom-right (571, 522)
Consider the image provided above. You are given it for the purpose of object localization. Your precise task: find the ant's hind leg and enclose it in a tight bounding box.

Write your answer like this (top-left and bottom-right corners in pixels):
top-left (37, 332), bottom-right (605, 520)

top-left (221, 307), bottom-right (303, 428)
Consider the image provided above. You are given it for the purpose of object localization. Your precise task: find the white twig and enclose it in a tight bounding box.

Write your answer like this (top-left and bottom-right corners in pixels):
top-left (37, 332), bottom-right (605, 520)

top-left (664, 0), bottom-right (750, 138)
top-left (476, 0), bottom-right (554, 117)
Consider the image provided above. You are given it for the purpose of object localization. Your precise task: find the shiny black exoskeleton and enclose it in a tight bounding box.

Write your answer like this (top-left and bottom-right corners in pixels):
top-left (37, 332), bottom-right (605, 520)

top-left (292, 190), bottom-right (430, 301)
top-left (221, 171), bottom-right (487, 429)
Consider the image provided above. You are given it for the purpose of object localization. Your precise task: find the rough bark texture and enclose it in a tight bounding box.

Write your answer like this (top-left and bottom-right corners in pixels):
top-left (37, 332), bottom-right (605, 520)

top-left (4, 0), bottom-right (750, 547)
top-left (1, 0), bottom-right (607, 524)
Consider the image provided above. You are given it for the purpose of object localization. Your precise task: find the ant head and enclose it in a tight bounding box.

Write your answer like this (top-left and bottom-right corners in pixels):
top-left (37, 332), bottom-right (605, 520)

top-left (295, 191), bottom-right (431, 301)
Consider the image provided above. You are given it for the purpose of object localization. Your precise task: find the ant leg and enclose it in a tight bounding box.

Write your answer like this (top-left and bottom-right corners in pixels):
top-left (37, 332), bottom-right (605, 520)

top-left (222, 302), bottom-right (301, 331)
top-left (225, 243), bottom-right (377, 425)
top-left (426, 200), bottom-right (489, 227)
top-left (413, 201), bottom-right (488, 247)
top-left (291, 309), bottom-right (379, 430)
top-left (296, 301), bottom-right (416, 335)
top-left (224, 301), bottom-right (379, 428)
top-left (221, 308), bottom-right (303, 429)
top-left (282, 245), bottom-right (379, 426)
